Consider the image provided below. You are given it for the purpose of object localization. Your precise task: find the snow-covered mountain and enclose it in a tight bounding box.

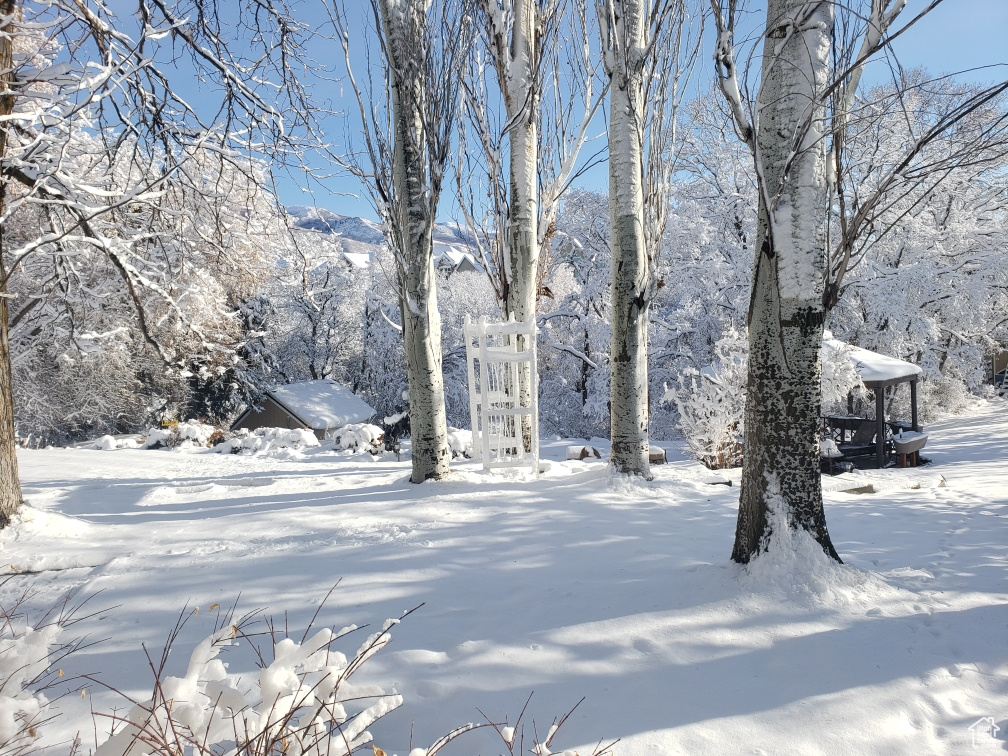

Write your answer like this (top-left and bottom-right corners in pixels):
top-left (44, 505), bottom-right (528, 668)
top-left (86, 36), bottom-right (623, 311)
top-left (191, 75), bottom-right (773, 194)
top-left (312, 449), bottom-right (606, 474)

top-left (286, 205), bottom-right (481, 273)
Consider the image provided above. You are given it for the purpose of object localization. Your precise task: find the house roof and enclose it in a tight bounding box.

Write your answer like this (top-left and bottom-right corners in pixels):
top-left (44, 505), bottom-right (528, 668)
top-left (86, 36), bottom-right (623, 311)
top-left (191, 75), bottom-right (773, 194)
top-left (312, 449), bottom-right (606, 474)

top-left (268, 380), bottom-right (376, 430)
top-left (823, 335), bottom-right (922, 388)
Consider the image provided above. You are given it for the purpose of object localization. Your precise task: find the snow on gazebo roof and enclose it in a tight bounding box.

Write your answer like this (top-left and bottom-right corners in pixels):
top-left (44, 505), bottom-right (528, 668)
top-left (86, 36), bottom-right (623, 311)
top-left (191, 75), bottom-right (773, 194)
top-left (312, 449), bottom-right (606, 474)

top-left (823, 333), bottom-right (922, 388)
top-left (269, 380), bottom-right (376, 430)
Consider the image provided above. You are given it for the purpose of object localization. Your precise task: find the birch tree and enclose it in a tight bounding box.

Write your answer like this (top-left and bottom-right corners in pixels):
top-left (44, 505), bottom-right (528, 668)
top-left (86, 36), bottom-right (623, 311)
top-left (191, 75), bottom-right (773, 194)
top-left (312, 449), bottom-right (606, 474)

top-left (0, 0), bottom-right (314, 525)
top-left (711, 0), bottom-right (1006, 562)
top-left (457, 0), bottom-right (605, 451)
top-left (460, 0), bottom-right (604, 316)
top-left (334, 0), bottom-right (471, 483)
top-left (599, 0), bottom-right (701, 475)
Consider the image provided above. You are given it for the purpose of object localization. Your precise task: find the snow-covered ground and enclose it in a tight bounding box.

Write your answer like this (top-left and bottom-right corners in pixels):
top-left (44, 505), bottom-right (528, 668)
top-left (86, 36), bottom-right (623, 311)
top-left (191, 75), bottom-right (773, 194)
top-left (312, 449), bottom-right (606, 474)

top-left (3, 400), bottom-right (1006, 755)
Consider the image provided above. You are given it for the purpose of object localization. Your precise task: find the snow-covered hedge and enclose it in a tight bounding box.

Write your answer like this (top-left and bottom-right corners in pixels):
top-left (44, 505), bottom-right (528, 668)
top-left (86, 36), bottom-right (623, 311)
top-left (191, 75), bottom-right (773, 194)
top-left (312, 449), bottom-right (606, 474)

top-left (137, 421), bottom-right (221, 449)
top-left (331, 423), bottom-right (384, 454)
top-left (215, 427), bottom-right (320, 454)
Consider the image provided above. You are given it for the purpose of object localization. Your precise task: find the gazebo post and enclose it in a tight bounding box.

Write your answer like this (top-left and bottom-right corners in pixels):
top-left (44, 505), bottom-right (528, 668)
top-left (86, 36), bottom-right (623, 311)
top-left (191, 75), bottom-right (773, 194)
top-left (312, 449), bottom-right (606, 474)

top-left (875, 388), bottom-right (885, 468)
top-left (910, 379), bottom-right (919, 431)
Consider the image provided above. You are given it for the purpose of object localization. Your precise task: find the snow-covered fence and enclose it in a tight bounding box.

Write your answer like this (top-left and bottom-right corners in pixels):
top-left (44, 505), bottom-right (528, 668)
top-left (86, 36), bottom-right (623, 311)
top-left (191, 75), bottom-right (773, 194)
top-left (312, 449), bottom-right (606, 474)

top-left (464, 316), bottom-right (539, 472)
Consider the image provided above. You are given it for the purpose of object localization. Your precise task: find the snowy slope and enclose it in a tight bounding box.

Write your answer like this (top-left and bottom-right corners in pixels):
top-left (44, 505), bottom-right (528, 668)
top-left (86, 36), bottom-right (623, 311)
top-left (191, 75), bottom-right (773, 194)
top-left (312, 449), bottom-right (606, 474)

top-left (2, 400), bottom-right (1006, 755)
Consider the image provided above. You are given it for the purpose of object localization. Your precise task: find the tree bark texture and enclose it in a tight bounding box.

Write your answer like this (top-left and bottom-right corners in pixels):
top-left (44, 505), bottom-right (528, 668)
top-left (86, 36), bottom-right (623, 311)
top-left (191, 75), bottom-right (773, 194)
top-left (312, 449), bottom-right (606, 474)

top-left (0, 0), bottom-right (23, 526)
top-left (379, 0), bottom-right (451, 483)
top-left (604, 0), bottom-right (651, 477)
top-left (732, 0), bottom-right (839, 562)
top-left (503, 0), bottom-right (539, 449)
top-left (503, 0), bottom-right (539, 328)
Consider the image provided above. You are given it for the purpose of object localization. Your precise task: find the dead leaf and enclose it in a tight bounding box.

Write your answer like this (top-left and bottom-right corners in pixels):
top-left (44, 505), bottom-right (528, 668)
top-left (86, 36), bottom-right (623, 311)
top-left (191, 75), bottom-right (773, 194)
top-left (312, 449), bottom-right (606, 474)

top-left (209, 603), bottom-right (220, 611)
top-left (373, 747), bottom-right (387, 756)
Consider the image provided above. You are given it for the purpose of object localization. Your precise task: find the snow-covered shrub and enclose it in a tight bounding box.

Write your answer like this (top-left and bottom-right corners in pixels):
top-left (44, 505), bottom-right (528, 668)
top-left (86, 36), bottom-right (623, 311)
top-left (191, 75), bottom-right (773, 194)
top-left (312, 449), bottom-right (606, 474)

top-left (175, 421), bottom-right (218, 447)
top-left (820, 337), bottom-right (867, 415)
top-left (142, 421), bottom-right (219, 449)
top-left (141, 427), bottom-right (178, 449)
top-left (667, 329), bottom-right (748, 470)
top-left (0, 623), bottom-right (58, 754)
top-left (215, 427), bottom-right (321, 454)
top-left (93, 435), bottom-right (119, 451)
top-left (91, 601), bottom-right (613, 756)
top-left (331, 423), bottom-right (384, 454)
top-left (537, 192), bottom-right (613, 440)
top-left (894, 376), bottom-right (976, 423)
top-left (446, 427), bottom-right (473, 459)
top-left (478, 694), bottom-right (615, 756)
top-left (93, 605), bottom-right (412, 756)
top-left (0, 590), bottom-right (83, 756)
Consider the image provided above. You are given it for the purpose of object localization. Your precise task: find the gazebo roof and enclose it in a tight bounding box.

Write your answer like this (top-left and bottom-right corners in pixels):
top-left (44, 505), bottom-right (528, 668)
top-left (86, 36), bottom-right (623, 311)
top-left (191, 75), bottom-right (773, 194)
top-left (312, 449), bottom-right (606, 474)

top-left (823, 335), bottom-right (922, 389)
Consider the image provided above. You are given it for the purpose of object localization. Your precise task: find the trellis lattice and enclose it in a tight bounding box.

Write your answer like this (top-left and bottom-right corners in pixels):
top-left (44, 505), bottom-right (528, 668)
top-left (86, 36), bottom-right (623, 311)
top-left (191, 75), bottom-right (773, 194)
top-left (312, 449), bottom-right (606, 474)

top-left (463, 315), bottom-right (539, 472)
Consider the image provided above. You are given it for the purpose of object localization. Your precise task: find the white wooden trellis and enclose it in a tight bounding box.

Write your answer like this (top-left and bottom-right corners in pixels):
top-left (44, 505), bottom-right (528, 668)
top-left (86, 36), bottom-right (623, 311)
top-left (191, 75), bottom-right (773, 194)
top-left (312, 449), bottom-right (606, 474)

top-left (463, 315), bottom-right (539, 472)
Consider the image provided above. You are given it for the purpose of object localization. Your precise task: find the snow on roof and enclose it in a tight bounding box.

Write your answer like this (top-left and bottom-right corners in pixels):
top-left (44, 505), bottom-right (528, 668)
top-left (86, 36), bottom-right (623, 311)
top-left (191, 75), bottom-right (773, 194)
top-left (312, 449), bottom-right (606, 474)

top-left (823, 334), bottom-right (922, 385)
top-left (343, 251), bottom-right (371, 268)
top-left (269, 380), bottom-right (376, 430)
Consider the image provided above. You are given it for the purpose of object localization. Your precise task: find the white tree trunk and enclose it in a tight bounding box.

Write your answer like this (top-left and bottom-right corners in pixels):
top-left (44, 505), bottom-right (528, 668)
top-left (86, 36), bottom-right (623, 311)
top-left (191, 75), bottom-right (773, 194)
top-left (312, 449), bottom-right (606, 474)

top-left (509, 110), bottom-right (538, 449)
top-left (504, 0), bottom-right (539, 327)
top-left (733, 0), bottom-right (839, 562)
top-left (603, 0), bottom-right (650, 476)
top-left (477, 0), bottom-right (540, 449)
top-left (380, 0), bottom-right (451, 483)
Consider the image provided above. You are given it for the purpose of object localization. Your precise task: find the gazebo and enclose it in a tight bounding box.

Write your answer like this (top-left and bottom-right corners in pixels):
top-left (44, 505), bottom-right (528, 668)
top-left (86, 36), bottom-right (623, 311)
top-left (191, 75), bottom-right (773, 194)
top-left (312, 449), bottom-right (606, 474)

top-left (823, 336), bottom-right (923, 467)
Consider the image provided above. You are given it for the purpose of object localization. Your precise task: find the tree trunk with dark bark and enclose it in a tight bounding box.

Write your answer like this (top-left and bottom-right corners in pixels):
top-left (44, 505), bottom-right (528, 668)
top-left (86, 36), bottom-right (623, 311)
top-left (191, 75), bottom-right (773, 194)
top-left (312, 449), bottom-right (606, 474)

top-left (732, 0), bottom-right (840, 563)
top-left (0, 0), bottom-right (23, 527)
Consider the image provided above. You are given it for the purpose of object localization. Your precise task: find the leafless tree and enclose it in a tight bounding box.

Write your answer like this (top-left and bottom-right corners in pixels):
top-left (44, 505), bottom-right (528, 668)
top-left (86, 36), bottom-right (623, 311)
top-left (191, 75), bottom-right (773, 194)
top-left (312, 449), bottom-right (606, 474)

top-left (0, 0), bottom-right (319, 524)
top-left (600, 0), bottom-right (703, 475)
top-left (710, 0), bottom-right (1008, 562)
top-left (333, 0), bottom-right (473, 482)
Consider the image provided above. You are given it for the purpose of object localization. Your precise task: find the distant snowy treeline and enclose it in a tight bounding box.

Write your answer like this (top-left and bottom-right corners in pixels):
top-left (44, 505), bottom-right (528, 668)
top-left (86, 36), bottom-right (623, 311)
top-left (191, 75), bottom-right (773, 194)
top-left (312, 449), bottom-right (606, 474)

top-left (10, 87), bottom-right (1007, 447)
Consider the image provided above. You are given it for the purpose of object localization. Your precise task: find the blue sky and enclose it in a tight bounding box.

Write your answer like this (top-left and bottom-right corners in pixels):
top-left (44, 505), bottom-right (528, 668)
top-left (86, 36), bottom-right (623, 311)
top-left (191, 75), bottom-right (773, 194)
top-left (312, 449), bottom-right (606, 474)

top-left (278, 0), bottom-right (1008, 220)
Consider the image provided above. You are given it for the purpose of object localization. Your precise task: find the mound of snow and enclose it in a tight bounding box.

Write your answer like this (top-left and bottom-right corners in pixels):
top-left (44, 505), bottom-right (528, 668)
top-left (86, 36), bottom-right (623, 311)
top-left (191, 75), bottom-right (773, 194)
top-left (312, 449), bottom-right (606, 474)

top-left (447, 427), bottom-right (473, 458)
top-left (142, 421), bottom-right (219, 449)
top-left (216, 427), bottom-right (321, 455)
top-left (176, 421), bottom-right (217, 447)
top-left (738, 475), bottom-right (904, 609)
top-left (93, 435), bottom-right (118, 451)
top-left (331, 423), bottom-right (384, 454)
top-left (142, 428), bottom-right (175, 448)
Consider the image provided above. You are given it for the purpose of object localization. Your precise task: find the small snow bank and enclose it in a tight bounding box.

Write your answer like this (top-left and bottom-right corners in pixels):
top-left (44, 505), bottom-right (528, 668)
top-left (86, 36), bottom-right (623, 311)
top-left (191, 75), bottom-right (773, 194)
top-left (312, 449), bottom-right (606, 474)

top-left (215, 427), bottom-right (320, 455)
top-left (89, 434), bottom-right (141, 450)
top-left (93, 435), bottom-right (118, 451)
top-left (739, 476), bottom-right (901, 609)
top-left (332, 423), bottom-right (384, 454)
top-left (142, 421), bottom-right (220, 449)
top-left (0, 609), bottom-right (62, 750)
top-left (447, 427), bottom-right (473, 458)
